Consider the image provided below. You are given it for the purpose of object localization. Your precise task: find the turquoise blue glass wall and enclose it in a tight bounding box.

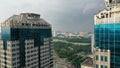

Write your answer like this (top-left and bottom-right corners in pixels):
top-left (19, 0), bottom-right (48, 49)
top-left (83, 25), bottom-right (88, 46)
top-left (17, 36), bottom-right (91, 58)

top-left (1, 27), bottom-right (52, 68)
top-left (95, 23), bottom-right (120, 67)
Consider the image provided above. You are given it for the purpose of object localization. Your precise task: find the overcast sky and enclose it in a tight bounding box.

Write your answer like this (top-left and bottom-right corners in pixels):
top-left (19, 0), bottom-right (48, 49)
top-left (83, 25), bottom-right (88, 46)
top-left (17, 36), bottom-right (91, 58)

top-left (0, 0), bottom-right (105, 32)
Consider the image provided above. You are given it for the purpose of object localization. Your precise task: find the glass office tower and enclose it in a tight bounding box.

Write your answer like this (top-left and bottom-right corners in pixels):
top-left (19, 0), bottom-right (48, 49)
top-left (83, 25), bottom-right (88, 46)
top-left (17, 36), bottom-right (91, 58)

top-left (0, 13), bottom-right (53, 68)
top-left (94, 0), bottom-right (120, 68)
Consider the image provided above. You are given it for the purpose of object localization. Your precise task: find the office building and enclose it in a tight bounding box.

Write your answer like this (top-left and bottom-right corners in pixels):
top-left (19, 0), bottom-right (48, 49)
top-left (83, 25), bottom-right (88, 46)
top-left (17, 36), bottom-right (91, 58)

top-left (94, 0), bottom-right (120, 68)
top-left (0, 13), bottom-right (53, 68)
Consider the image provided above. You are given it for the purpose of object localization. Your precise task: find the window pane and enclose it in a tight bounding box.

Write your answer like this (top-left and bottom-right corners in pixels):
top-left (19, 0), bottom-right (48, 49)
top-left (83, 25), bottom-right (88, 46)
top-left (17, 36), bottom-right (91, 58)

top-left (96, 55), bottom-right (99, 60)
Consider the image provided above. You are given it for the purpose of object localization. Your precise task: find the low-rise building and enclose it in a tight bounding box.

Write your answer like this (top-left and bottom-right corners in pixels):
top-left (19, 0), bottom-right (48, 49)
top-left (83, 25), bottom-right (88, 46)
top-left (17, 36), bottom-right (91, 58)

top-left (81, 57), bottom-right (93, 68)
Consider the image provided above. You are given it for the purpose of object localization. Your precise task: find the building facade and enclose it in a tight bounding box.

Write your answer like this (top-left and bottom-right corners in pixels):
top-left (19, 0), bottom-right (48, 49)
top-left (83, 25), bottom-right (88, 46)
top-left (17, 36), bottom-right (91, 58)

top-left (94, 0), bottom-right (120, 68)
top-left (0, 13), bottom-right (53, 68)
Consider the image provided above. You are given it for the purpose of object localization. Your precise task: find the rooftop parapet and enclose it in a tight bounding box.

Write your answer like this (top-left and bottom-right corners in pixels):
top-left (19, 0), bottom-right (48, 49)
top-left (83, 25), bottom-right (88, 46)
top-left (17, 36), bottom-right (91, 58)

top-left (20, 13), bottom-right (40, 19)
top-left (1, 13), bottom-right (51, 28)
top-left (105, 0), bottom-right (120, 7)
top-left (95, 17), bottom-right (120, 25)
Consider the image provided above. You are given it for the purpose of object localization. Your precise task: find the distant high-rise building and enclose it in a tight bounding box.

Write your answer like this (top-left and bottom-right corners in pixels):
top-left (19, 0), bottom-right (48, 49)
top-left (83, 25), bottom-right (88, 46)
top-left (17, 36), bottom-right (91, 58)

top-left (79, 32), bottom-right (85, 37)
top-left (0, 13), bottom-right (53, 68)
top-left (52, 30), bottom-right (57, 37)
top-left (94, 0), bottom-right (120, 68)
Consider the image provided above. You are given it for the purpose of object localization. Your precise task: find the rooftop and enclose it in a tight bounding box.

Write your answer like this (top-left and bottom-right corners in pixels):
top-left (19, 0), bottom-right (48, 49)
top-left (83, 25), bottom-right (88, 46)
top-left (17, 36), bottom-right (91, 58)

top-left (1, 13), bottom-right (51, 28)
top-left (81, 57), bottom-right (93, 67)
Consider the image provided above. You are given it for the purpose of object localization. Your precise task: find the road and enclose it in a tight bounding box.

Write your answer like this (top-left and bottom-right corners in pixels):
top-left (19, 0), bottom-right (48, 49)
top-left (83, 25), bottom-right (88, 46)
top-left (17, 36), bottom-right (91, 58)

top-left (53, 39), bottom-right (90, 45)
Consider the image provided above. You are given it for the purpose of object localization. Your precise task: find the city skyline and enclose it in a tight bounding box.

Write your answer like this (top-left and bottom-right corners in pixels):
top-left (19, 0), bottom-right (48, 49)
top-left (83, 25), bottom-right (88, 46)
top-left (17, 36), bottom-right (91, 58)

top-left (0, 0), bottom-right (104, 32)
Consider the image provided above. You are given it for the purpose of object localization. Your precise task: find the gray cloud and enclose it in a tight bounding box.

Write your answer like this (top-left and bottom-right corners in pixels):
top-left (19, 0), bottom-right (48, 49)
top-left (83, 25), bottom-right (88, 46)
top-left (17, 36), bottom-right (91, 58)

top-left (0, 0), bottom-right (105, 32)
top-left (83, 3), bottom-right (98, 14)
